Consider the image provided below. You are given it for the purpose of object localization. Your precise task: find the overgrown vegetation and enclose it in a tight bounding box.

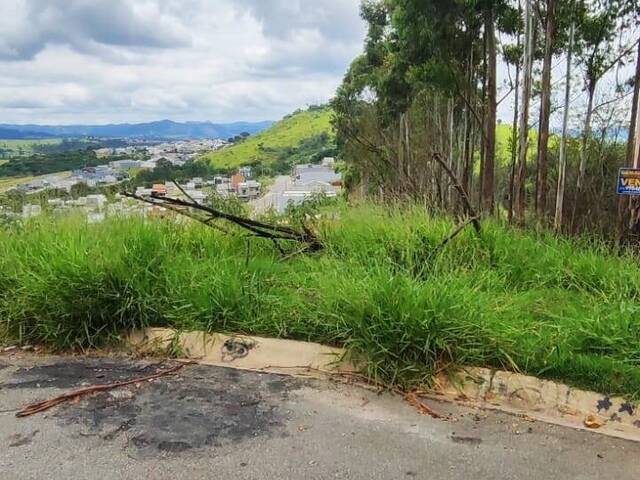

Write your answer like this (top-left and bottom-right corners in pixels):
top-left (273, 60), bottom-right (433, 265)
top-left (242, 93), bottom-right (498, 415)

top-left (333, 0), bottom-right (639, 240)
top-left (2, 204), bottom-right (639, 398)
top-left (129, 158), bottom-right (217, 186)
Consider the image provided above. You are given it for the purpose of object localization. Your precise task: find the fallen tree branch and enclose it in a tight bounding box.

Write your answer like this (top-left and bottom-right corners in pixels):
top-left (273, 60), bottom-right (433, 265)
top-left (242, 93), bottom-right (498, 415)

top-left (438, 216), bottom-right (481, 250)
top-left (171, 178), bottom-right (200, 205)
top-left (431, 152), bottom-right (481, 237)
top-left (16, 363), bottom-right (187, 418)
top-left (404, 391), bottom-right (444, 419)
top-left (123, 191), bottom-right (323, 253)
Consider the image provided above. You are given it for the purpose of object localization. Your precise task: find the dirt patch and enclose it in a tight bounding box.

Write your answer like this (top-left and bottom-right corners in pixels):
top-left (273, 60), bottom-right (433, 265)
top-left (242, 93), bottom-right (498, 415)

top-left (6, 359), bottom-right (304, 457)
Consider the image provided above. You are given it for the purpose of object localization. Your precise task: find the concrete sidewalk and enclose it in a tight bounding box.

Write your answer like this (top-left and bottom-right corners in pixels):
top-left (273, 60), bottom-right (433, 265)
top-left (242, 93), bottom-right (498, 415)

top-left (1, 354), bottom-right (638, 479)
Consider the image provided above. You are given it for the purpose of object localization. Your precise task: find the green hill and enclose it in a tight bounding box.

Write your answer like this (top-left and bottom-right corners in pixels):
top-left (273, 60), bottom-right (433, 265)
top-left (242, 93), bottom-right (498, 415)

top-left (202, 107), bottom-right (335, 172)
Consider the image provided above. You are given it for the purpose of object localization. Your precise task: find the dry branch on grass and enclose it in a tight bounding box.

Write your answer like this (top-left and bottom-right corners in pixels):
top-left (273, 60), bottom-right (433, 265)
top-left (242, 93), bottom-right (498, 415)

top-left (123, 183), bottom-right (323, 254)
top-left (432, 152), bottom-right (482, 237)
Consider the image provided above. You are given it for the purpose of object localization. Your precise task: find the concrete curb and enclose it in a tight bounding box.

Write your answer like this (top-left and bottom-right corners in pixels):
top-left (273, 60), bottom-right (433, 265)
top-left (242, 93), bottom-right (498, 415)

top-left (430, 368), bottom-right (640, 442)
top-left (129, 328), bottom-right (357, 378)
top-left (129, 328), bottom-right (640, 443)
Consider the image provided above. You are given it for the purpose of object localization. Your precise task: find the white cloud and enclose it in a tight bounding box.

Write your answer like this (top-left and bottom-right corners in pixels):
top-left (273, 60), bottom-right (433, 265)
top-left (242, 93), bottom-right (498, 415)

top-left (0, 0), bottom-right (366, 124)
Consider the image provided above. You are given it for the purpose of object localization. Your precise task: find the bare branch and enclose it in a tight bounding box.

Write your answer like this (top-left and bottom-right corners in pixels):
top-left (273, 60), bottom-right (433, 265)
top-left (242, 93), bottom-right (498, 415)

top-left (438, 216), bottom-right (482, 250)
top-left (171, 179), bottom-right (200, 205)
top-left (432, 152), bottom-right (482, 236)
top-left (123, 191), bottom-right (323, 252)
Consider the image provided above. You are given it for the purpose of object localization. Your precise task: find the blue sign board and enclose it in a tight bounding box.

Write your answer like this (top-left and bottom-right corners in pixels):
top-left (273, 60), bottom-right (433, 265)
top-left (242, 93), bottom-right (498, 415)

top-left (617, 168), bottom-right (640, 196)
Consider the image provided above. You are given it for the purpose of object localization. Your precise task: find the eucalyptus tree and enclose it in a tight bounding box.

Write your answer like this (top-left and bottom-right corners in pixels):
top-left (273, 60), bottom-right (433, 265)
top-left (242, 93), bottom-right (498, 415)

top-left (554, 17), bottom-right (576, 232)
top-left (502, 2), bottom-right (524, 223)
top-left (534, 0), bottom-right (556, 218)
top-left (572, 0), bottom-right (637, 228)
top-left (514, 0), bottom-right (536, 223)
top-left (624, 32), bottom-right (640, 239)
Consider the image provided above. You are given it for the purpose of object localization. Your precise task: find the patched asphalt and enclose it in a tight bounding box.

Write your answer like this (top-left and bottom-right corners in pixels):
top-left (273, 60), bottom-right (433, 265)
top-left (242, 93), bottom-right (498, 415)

top-left (1, 354), bottom-right (639, 479)
top-left (3, 358), bottom-right (299, 455)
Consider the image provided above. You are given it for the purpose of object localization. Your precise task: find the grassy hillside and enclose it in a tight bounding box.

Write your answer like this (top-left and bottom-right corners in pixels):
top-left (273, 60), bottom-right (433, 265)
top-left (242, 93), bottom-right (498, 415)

top-left (495, 123), bottom-right (540, 167)
top-left (202, 108), bottom-right (334, 170)
top-left (0, 139), bottom-right (62, 157)
top-left (2, 204), bottom-right (640, 397)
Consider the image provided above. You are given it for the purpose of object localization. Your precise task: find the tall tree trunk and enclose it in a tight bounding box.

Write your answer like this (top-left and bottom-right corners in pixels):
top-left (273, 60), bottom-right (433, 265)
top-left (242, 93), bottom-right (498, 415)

top-left (535, 0), bottom-right (556, 219)
top-left (478, 31), bottom-right (488, 207)
top-left (447, 98), bottom-right (455, 210)
top-left (483, 5), bottom-right (497, 214)
top-left (577, 84), bottom-right (595, 192)
top-left (515, 0), bottom-right (535, 224)
top-left (508, 1), bottom-right (523, 224)
top-left (462, 49), bottom-right (474, 198)
top-left (630, 77), bottom-right (640, 238)
top-left (508, 61), bottom-right (521, 224)
top-left (404, 111), bottom-right (411, 182)
top-left (554, 20), bottom-right (575, 232)
top-left (572, 80), bottom-right (596, 230)
top-left (626, 44), bottom-right (640, 166)
top-left (619, 42), bottom-right (640, 241)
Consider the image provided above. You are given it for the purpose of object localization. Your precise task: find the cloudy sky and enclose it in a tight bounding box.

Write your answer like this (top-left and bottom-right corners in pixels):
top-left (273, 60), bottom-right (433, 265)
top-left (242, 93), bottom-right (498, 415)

top-left (0, 0), bottom-right (367, 125)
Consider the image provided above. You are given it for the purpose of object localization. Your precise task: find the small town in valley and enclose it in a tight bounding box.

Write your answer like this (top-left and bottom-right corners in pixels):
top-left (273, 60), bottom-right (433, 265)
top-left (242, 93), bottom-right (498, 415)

top-left (1, 135), bottom-right (343, 222)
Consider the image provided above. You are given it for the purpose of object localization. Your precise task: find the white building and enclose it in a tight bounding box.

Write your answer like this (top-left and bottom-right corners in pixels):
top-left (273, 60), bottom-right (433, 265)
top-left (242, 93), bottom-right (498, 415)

top-left (237, 180), bottom-right (261, 201)
top-left (185, 190), bottom-right (208, 203)
top-left (135, 187), bottom-right (153, 197)
top-left (87, 212), bottom-right (106, 224)
top-left (110, 159), bottom-right (142, 170)
top-left (22, 204), bottom-right (42, 218)
top-left (322, 157), bottom-right (336, 167)
top-left (86, 194), bottom-right (108, 210)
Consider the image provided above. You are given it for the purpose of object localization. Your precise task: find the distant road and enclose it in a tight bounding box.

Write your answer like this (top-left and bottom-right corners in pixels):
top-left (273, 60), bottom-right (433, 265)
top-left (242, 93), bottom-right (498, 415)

top-left (0, 171), bottom-right (73, 193)
top-left (250, 175), bottom-right (291, 215)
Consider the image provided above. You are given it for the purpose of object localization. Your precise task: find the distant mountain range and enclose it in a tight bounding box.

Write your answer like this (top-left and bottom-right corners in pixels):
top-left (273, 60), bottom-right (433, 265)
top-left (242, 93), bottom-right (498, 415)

top-left (0, 127), bottom-right (56, 139)
top-left (0, 119), bottom-right (275, 140)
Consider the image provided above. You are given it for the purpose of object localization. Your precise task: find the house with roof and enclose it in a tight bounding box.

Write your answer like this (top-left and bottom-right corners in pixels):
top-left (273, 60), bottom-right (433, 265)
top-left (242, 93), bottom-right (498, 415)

top-left (237, 180), bottom-right (261, 201)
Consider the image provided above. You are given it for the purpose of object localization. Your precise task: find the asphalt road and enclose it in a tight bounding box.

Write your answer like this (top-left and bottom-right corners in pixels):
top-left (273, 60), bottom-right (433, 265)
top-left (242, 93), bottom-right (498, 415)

top-left (250, 175), bottom-right (291, 214)
top-left (1, 354), bottom-right (638, 479)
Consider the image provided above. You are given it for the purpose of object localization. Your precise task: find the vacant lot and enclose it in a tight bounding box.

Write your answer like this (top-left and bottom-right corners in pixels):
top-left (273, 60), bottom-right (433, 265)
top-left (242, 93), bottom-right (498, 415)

top-left (1, 204), bottom-right (639, 397)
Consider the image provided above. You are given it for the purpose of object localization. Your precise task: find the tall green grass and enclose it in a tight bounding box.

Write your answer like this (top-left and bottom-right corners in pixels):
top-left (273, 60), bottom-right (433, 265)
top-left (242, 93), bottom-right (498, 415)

top-left (1, 204), bottom-right (639, 397)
